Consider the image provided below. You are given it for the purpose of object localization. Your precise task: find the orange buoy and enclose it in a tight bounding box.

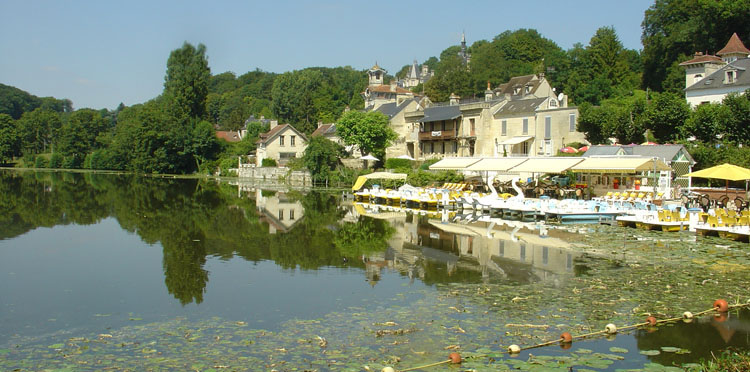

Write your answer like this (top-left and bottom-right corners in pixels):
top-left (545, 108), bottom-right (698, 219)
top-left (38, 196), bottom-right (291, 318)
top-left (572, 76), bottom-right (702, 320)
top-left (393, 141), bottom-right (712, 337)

top-left (560, 332), bottom-right (573, 343)
top-left (449, 352), bottom-right (462, 364)
top-left (646, 316), bottom-right (657, 326)
top-left (714, 299), bottom-right (729, 313)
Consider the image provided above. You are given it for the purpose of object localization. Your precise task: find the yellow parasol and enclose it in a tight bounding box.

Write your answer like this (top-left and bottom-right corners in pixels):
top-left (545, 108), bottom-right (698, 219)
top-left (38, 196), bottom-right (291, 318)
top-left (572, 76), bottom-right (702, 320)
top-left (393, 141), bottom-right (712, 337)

top-left (684, 163), bottom-right (750, 192)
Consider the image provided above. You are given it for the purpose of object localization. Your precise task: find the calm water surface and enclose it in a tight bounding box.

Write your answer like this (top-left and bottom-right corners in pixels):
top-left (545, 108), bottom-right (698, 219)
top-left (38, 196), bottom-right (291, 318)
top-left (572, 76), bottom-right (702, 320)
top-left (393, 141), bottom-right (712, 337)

top-left (1, 170), bottom-right (749, 371)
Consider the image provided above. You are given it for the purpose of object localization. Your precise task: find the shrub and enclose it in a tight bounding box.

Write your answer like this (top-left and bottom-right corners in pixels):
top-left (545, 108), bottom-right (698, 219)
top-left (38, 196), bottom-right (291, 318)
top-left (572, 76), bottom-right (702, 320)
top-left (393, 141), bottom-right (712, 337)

top-left (261, 158), bottom-right (277, 167)
top-left (48, 153), bottom-right (63, 168)
top-left (34, 156), bottom-right (48, 168)
top-left (385, 158), bottom-right (413, 170)
top-left (419, 158), bottom-right (440, 170)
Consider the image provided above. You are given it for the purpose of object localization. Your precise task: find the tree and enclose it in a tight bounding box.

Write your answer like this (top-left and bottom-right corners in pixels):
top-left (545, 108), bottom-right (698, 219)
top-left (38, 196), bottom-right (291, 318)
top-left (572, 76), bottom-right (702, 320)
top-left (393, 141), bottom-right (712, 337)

top-left (0, 114), bottom-right (19, 163)
top-left (271, 69), bottom-right (323, 133)
top-left (164, 42), bottom-right (211, 121)
top-left (682, 102), bottom-right (727, 143)
top-left (644, 92), bottom-right (690, 143)
top-left (16, 108), bottom-right (62, 154)
top-left (722, 91), bottom-right (750, 144)
top-left (57, 109), bottom-right (110, 167)
top-left (336, 111), bottom-right (397, 158)
top-left (303, 136), bottom-right (344, 183)
top-left (641, 0), bottom-right (750, 92)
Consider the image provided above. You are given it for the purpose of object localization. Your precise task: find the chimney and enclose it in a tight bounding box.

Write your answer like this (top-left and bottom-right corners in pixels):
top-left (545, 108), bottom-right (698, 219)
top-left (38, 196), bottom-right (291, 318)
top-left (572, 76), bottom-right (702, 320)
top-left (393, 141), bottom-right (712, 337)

top-left (390, 80), bottom-right (397, 92)
top-left (485, 81), bottom-right (493, 102)
top-left (449, 93), bottom-right (460, 106)
top-left (317, 120), bottom-right (323, 128)
top-left (270, 120), bottom-right (278, 130)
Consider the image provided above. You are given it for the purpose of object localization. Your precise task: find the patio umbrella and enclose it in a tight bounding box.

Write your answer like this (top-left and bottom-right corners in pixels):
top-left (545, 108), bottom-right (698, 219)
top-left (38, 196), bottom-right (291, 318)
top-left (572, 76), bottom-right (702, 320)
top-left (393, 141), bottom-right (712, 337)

top-left (360, 154), bottom-right (379, 169)
top-left (560, 146), bottom-right (578, 153)
top-left (394, 154), bottom-right (415, 161)
top-left (578, 145), bottom-right (589, 152)
top-left (684, 163), bottom-right (750, 193)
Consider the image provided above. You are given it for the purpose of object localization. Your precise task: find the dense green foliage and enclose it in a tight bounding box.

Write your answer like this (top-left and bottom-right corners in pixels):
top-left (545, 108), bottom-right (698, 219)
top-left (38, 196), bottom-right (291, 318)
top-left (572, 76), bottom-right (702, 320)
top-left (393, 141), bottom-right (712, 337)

top-left (336, 111), bottom-right (397, 159)
top-left (302, 136), bottom-right (345, 184)
top-left (641, 0), bottom-right (750, 93)
top-left (0, 114), bottom-right (19, 164)
top-left (0, 83), bottom-right (71, 120)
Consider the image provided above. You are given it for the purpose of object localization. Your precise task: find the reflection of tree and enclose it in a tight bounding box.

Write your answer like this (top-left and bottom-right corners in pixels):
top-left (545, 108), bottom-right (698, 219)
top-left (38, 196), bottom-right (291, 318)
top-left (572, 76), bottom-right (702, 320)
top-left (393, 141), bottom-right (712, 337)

top-left (334, 217), bottom-right (395, 257)
top-left (162, 239), bottom-right (208, 305)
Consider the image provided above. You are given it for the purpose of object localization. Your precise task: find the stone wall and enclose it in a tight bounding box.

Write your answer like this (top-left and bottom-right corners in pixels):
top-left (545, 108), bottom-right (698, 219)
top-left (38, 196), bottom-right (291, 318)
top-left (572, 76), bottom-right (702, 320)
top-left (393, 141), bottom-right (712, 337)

top-left (237, 164), bottom-right (312, 186)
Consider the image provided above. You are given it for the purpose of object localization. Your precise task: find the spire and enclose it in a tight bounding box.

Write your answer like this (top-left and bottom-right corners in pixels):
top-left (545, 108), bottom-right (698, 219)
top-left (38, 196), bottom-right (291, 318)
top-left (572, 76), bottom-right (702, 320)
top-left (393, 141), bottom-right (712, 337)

top-left (717, 32), bottom-right (750, 57)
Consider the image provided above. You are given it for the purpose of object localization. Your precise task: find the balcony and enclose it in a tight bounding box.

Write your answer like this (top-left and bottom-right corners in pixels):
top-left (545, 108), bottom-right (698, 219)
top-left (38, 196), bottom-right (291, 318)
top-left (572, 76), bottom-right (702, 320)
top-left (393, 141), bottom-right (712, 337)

top-left (418, 130), bottom-right (457, 141)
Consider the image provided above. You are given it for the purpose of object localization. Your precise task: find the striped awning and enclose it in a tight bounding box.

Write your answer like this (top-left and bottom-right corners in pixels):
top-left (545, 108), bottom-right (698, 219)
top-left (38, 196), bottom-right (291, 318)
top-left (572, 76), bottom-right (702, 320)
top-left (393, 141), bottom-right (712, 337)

top-left (428, 158), bottom-right (480, 170)
top-left (466, 157), bottom-right (528, 172)
top-left (509, 157), bottom-right (585, 174)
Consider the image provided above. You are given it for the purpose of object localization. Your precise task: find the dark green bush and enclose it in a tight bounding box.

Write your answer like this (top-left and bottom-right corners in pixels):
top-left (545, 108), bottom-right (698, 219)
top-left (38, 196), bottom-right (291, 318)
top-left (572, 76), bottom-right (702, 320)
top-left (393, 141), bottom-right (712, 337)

top-left (385, 158), bottom-right (412, 169)
top-left (48, 153), bottom-right (63, 168)
top-left (261, 158), bottom-right (277, 167)
top-left (34, 156), bottom-right (48, 168)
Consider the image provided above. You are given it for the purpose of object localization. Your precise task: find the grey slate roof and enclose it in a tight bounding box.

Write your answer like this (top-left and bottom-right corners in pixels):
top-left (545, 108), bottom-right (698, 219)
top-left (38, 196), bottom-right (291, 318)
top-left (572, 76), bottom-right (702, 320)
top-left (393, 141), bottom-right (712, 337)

top-left (493, 98), bottom-right (546, 115)
top-left (686, 58), bottom-right (750, 92)
top-left (417, 105), bottom-right (461, 123)
top-left (375, 99), bottom-right (413, 119)
top-left (582, 144), bottom-right (695, 164)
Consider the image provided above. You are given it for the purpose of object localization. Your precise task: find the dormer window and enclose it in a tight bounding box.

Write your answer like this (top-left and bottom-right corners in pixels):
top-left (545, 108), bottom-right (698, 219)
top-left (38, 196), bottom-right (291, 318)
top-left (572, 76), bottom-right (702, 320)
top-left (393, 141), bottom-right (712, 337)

top-left (513, 86), bottom-right (521, 95)
top-left (726, 70), bottom-right (736, 84)
top-left (524, 85), bottom-right (532, 94)
top-left (694, 74), bottom-right (702, 84)
top-left (549, 98), bottom-right (557, 108)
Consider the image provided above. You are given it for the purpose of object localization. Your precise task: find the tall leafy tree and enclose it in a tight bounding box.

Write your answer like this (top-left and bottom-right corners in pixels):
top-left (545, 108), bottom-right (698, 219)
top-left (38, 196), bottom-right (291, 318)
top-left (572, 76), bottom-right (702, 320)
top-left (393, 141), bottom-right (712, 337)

top-left (0, 114), bottom-right (19, 163)
top-left (682, 102), bottom-right (727, 143)
top-left (336, 111), bottom-right (397, 158)
top-left (644, 92), bottom-right (690, 143)
top-left (302, 136), bottom-right (344, 183)
top-left (164, 42), bottom-right (211, 122)
top-left (16, 108), bottom-right (62, 154)
top-left (271, 69), bottom-right (323, 133)
top-left (641, 0), bottom-right (750, 92)
top-left (722, 91), bottom-right (750, 144)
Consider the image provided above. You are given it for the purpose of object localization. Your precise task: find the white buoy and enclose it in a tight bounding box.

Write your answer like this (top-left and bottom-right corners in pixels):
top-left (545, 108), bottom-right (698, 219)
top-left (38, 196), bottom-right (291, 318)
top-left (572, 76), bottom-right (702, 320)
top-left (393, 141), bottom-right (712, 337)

top-left (381, 367), bottom-right (395, 372)
top-left (508, 344), bottom-right (521, 354)
top-left (682, 311), bottom-right (693, 319)
top-left (605, 323), bottom-right (617, 334)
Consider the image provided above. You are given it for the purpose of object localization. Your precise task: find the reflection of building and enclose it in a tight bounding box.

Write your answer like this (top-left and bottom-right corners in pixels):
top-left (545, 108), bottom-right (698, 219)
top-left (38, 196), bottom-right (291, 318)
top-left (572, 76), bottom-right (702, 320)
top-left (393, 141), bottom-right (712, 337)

top-left (255, 189), bottom-right (305, 234)
top-left (354, 203), bottom-right (581, 285)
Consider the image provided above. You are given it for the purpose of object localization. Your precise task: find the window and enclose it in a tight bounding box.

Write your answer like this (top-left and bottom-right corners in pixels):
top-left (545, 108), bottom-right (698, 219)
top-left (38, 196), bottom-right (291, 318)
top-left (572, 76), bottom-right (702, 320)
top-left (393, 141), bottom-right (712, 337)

top-left (453, 142), bottom-right (458, 153)
top-left (290, 210), bottom-right (295, 220)
top-left (545, 116), bottom-right (551, 139)
top-left (726, 70), bottom-right (736, 84)
top-left (278, 209), bottom-right (284, 221)
top-left (501, 120), bottom-right (507, 136)
top-left (522, 118), bottom-right (528, 135)
top-left (290, 135), bottom-right (296, 146)
top-left (694, 73), bottom-right (702, 84)
top-left (569, 114), bottom-right (576, 132)
top-left (549, 99), bottom-right (557, 108)
top-left (470, 118), bottom-right (475, 135)
top-left (279, 135), bottom-right (285, 146)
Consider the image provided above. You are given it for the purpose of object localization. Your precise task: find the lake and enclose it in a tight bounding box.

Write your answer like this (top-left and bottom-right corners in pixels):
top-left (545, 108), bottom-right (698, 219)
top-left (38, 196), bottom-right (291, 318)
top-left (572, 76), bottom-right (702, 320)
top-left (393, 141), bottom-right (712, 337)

top-left (1, 170), bottom-right (750, 371)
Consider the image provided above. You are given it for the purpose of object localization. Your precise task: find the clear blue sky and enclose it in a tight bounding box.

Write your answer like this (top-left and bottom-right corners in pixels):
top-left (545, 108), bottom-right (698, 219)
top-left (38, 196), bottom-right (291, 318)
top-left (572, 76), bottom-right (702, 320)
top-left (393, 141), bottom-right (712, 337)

top-left (0, 0), bottom-right (655, 110)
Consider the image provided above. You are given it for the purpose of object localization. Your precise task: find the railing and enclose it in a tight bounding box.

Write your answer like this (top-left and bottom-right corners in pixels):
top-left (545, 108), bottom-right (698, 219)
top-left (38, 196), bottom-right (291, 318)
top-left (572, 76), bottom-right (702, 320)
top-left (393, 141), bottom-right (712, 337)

top-left (418, 131), bottom-right (457, 141)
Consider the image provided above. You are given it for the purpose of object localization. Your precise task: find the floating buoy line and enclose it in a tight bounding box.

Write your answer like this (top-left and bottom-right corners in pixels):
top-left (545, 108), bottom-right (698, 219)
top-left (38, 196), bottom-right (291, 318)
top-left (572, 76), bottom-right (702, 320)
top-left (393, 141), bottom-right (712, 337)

top-left (381, 298), bottom-right (748, 372)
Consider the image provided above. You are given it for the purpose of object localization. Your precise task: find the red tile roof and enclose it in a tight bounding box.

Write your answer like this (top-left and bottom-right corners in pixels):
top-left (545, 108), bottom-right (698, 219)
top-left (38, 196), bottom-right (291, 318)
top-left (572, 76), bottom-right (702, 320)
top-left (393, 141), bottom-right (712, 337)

top-left (717, 33), bottom-right (750, 56)
top-left (215, 131), bottom-right (242, 142)
top-left (311, 123), bottom-right (335, 137)
top-left (366, 84), bottom-right (413, 94)
top-left (679, 52), bottom-right (724, 66)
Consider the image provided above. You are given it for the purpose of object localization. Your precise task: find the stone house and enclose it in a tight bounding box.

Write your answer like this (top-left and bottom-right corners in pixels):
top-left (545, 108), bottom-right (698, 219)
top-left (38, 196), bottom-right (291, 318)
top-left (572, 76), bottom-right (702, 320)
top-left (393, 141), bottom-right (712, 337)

top-left (386, 73), bottom-right (586, 160)
top-left (362, 63), bottom-right (415, 110)
top-left (680, 32), bottom-right (750, 106)
top-left (255, 122), bottom-right (307, 166)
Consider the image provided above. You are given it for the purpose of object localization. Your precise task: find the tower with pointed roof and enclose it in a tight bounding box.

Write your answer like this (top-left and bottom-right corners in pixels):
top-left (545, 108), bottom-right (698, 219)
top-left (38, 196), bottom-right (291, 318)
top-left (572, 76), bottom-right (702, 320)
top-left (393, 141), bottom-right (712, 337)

top-left (458, 32), bottom-right (471, 65)
top-left (680, 32), bottom-right (750, 106)
top-left (368, 62), bottom-right (386, 86)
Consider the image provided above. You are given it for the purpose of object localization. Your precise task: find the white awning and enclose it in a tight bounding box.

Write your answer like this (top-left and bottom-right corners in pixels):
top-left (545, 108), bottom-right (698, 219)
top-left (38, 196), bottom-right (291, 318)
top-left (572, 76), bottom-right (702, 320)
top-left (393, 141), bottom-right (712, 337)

top-left (428, 157), bottom-right (480, 170)
top-left (570, 157), bottom-right (672, 173)
top-left (498, 136), bottom-right (533, 145)
top-left (508, 157), bottom-right (585, 174)
top-left (466, 158), bottom-right (528, 172)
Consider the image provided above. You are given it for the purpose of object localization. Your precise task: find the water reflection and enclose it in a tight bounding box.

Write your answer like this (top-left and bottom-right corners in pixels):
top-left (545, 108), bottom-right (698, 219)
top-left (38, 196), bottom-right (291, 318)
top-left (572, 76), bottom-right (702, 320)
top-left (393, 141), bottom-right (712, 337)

top-left (350, 202), bottom-right (582, 286)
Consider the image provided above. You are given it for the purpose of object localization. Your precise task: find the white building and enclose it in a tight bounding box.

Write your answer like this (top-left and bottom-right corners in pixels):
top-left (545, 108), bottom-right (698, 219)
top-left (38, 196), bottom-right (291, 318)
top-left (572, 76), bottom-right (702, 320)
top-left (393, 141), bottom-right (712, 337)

top-left (680, 33), bottom-right (750, 106)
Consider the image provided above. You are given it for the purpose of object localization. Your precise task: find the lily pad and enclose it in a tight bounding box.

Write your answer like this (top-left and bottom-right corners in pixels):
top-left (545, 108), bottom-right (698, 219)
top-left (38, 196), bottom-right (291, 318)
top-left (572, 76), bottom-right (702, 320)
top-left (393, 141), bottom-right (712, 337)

top-left (609, 346), bottom-right (628, 353)
top-left (640, 349), bottom-right (661, 356)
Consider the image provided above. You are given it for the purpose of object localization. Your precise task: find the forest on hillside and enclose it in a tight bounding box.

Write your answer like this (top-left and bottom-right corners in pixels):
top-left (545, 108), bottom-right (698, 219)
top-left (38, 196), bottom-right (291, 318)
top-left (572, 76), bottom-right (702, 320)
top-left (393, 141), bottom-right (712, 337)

top-left (1, 0), bottom-right (749, 174)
